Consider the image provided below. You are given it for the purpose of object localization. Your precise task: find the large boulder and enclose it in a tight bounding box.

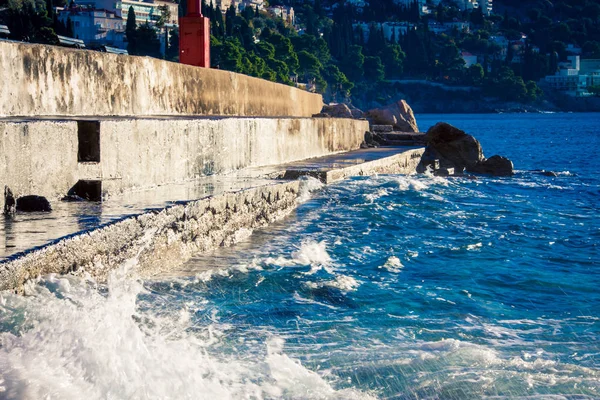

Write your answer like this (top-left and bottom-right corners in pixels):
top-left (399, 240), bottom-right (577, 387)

top-left (321, 103), bottom-right (353, 118)
top-left (470, 155), bottom-right (514, 176)
top-left (425, 122), bottom-right (484, 173)
top-left (347, 104), bottom-right (365, 119)
top-left (424, 122), bottom-right (514, 176)
top-left (366, 100), bottom-right (419, 132)
top-left (16, 195), bottom-right (52, 212)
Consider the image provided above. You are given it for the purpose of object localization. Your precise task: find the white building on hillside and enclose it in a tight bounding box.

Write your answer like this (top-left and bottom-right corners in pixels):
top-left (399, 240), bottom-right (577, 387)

top-left (544, 56), bottom-right (600, 96)
top-left (454, 0), bottom-right (492, 15)
top-left (78, 0), bottom-right (178, 25)
top-left (58, 8), bottom-right (126, 48)
top-left (354, 21), bottom-right (416, 43)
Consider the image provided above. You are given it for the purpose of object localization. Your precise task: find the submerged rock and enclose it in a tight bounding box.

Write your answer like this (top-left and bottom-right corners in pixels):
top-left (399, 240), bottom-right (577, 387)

top-left (16, 195), bottom-right (52, 212)
top-left (470, 155), bottom-right (514, 177)
top-left (366, 100), bottom-right (419, 132)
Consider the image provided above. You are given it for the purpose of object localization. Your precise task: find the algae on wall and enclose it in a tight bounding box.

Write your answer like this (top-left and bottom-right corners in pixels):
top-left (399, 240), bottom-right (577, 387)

top-left (0, 41), bottom-right (323, 118)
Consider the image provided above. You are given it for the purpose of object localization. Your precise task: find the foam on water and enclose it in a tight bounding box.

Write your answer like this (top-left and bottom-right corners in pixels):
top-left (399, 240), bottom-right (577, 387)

top-left (0, 270), bottom-right (374, 400)
top-left (1, 113), bottom-right (599, 398)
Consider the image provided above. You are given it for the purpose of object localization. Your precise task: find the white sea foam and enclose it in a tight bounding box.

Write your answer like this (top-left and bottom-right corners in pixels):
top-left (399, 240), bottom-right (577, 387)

top-left (297, 176), bottom-right (325, 203)
top-left (0, 270), bottom-right (374, 400)
top-left (363, 188), bottom-right (389, 204)
top-left (305, 274), bottom-right (361, 292)
top-left (466, 242), bottom-right (483, 251)
top-left (379, 256), bottom-right (404, 273)
top-left (291, 239), bottom-right (334, 274)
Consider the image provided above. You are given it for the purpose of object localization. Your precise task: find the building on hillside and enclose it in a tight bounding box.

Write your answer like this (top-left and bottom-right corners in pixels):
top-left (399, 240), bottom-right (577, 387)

top-left (461, 51), bottom-right (478, 67)
top-left (354, 21), bottom-right (416, 43)
top-left (544, 56), bottom-right (600, 96)
top-left (266, 6), bottom-right (295, 25)
top-left (57, 8), bottom-right (126, 48)
top-left (119, 0), bottom-right (178, 25)
top-left (454, 0), bottom-right (492, 15)
top-left (0, 24), bottom-right (10, 37)
top-left (392, 0), bottom-right (432, 15)
top-left (427, 20), bottom-right (470, 35)
top-left (216, 0), bottom-right (234, 12)
top-left (78, 0), bottom-right (178, 26)
top-left (489, 35), bottom-right (508, 60)
top-left (346, 0), bottom-right (367, 7)
top-left (238, 0), bottom-right (265, 12)
top-left (566, 44), bottom-right (582, 55)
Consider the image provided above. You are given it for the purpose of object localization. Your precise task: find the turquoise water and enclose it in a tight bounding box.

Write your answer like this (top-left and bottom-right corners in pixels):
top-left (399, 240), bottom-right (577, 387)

top-left (1, 113), bottom-right (599, 399)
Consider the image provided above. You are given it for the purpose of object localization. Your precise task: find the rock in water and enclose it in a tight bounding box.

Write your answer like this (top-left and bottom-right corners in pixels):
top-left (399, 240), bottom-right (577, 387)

top-left (470, 155), bottom-right (514, 176)
top-left (366, 100), bottom-right (419, 132)
top-left (321, 103), bottom-right (353, 118)
top-left (425, 122), bottom-right (484, 173)
top-left (424, 122), bottom-right (514, 176)
top-left (16, 195), bottom-right (52, 212)
top-left (4, 186), bottom-right (16, 215)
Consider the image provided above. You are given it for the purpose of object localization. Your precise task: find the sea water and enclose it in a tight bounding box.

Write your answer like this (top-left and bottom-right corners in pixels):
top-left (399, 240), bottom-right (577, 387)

top-left (0, 113), bottom-right (599, 399)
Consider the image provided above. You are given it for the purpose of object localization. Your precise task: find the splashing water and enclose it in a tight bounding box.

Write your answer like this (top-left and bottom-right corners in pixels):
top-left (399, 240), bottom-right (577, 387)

top-left (1, 113), bottom-right (600, 399)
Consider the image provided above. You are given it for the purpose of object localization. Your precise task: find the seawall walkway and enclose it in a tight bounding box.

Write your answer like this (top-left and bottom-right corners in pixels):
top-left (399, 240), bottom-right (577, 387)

top-left (0, 146), bottom-right (424, 292)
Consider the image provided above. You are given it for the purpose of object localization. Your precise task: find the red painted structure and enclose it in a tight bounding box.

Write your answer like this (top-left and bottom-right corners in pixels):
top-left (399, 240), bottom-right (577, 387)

top-left (179, 0), bottom-right (210, 68)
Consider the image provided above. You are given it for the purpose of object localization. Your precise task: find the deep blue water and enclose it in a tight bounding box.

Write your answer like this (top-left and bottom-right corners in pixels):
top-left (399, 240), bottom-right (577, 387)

top-left (1, 113), bottom-right (599, 399)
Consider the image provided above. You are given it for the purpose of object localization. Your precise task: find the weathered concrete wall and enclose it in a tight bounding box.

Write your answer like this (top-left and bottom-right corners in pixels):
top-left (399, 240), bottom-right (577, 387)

top-left (0, 41), bottom-right (323, 118)
top-left (0, 182), bottom-right (300, 292)
top-left (0, 117), bottom-right (369, 201)
top-left (0, 120), bottom-right (80, 200)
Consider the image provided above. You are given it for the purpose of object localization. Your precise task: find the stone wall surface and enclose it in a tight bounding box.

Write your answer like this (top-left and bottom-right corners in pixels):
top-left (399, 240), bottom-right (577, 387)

top-left (0, 41), bottom-right (323, 118)
top-left (0, 182), bottom-right (300, 292)
top-left (0, 120), bottom-right (80, 200)
top-left (0, 117), bottom-right (369, 200)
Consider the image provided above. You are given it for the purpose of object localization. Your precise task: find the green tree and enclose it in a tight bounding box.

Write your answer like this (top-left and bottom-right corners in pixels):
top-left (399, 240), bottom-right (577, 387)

top-left (588, 86), bottom-right (600, 96)
top-left (126, 6), bottom-right (137, 55)
top-left (263, 31), bottom-right (298, 75)
top-left (297, 50), bottom-right (322, 81)
top-left (5, 0), bottom-right (58, 44)
top-left (380, 43), bottom-right (405, 79)
top-left (525, 80), bottom-right (543, 102)
top-left (155, 4), bottom-right (171, 29)
top-left (136, 23), bottom-right (161, 58)
top-left (323, 64), bottom-right (353, 101)
top-left (340, 45), bottom-right (364, 82)
top-left (220, 37), bottom-right (244, 72)
top-left (466, 63), bottom-right (484, 85)
top-left (364, 56), bottom-right (385, 82)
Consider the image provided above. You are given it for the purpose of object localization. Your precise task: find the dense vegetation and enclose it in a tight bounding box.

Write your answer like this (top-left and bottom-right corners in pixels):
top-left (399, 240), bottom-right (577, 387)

top-left (1, 0), bottom-right (599, 107)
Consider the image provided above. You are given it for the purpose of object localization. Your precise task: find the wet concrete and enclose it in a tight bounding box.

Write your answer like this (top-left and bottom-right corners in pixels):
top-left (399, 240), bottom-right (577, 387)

top-left (0, 145), bottom-right (424, 292)
top-left (0, 176), bottom-right (275, 261)
top-left (232, 146), bottom-right (426, 183)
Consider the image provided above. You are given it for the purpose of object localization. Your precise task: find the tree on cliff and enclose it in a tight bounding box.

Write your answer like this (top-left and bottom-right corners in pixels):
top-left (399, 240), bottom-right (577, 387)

top-left (3, 0), bottom-right (58, 44)
top-left (126, 6), bottom-right (137, 55)
top-left (135, 23), bottom-right (161, 58)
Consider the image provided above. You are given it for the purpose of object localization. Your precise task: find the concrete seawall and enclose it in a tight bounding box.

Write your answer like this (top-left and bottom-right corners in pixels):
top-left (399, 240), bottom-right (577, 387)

top-left (1, 117), bottom-right (369, 201)
top-left (0, 41), bottom-right (323, 118)
top-left (0, 147), bottom-right (425, 292)
top-left (0, 182), bottom-right (300, 291)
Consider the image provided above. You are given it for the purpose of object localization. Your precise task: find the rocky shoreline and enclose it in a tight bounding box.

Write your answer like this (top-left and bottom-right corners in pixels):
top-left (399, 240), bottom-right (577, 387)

top-left (317, 99), bottom-right (515, 177)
